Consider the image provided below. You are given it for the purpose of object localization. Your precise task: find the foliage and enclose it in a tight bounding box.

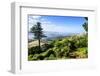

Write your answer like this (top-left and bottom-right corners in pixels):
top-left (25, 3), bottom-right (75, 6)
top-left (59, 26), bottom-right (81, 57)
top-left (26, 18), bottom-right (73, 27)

top-left (82, 17), bottom-right (88, 32)
top-left (82, 23), bottom-right (88, 32)
top-left (30, 22), bottom-right (46, 51)
top-left (30, 22), bottom-right (46, 39)
top-left (28, 34), bottom-right (88, 60)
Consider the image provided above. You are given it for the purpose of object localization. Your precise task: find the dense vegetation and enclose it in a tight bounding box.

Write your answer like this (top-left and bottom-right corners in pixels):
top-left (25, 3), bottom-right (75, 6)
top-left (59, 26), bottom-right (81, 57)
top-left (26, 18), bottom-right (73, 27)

top-left (28, 34), bottom-right (88, 60)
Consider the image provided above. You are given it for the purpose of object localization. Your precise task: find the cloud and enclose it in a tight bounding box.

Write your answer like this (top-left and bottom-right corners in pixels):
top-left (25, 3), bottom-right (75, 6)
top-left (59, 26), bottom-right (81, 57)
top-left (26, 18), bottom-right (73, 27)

top-left (28, 16), bottom-right (42, 24)
top-left (28, 15), bottom-right (52, 31)
top-left (28, 16), bottom-right (84, 33)
top-left (28, 16), bottom-right (42, 31)
top-left (41, 23), bottom-right (84, 33)
top-left (29, 16), bottom-right (41, 19)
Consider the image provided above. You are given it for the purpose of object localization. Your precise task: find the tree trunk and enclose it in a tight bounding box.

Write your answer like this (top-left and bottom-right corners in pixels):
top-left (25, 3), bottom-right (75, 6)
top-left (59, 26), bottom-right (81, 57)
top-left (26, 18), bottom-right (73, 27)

top-left (38, 39), bottom-right (41, 51)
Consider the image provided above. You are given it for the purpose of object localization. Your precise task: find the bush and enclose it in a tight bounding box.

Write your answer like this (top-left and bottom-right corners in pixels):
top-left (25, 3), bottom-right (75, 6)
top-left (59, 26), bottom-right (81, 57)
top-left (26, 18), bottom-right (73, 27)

top-left (28, 34), bottom-right (88, 60)
top-left (68, 47), bottom-right (88, 58)
top-left (28, 55), bottom-right (33, 61)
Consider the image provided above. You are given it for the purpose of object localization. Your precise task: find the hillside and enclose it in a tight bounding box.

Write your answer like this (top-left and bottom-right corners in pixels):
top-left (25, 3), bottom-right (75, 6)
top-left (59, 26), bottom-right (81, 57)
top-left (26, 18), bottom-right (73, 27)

top-left (28, 40), bottom-right (46, 48)
top-left (28, 34), bottom-right (88, 61)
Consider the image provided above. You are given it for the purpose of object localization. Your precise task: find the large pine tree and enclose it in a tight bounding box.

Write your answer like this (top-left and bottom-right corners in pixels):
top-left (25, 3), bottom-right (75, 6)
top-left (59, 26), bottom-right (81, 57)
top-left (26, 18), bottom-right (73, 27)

top-left (30, 22), bottom-right (46, 51)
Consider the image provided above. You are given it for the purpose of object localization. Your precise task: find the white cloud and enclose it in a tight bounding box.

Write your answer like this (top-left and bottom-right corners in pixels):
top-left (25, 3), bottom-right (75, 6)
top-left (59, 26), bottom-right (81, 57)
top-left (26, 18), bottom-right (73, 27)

top-left (28, 16), bottom-right (84, 33)
top-left (28, 16), bottom-right (41, 24)
top-left (29, 16), bottom-right (41, 19)
top-left (41, 23), bottom-right (84, 33)
top-left (28, 16), bottom-right (42, 31)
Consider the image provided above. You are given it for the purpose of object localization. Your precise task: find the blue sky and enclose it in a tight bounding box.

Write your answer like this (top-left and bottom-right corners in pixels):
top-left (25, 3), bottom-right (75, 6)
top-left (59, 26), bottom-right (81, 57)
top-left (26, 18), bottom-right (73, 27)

top-left (28, 15), bottom-right (86, 33)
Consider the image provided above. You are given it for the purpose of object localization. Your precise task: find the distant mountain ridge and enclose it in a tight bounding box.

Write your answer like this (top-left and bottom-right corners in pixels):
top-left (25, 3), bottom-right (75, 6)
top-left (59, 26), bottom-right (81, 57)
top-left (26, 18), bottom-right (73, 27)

top-left (28, 31), bottom-right (80, 41)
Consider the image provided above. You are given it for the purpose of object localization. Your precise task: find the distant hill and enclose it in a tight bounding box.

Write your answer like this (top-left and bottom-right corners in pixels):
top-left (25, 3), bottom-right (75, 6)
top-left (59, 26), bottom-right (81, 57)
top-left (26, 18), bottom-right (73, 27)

top-left (28, 31), bottom-right (81, 41)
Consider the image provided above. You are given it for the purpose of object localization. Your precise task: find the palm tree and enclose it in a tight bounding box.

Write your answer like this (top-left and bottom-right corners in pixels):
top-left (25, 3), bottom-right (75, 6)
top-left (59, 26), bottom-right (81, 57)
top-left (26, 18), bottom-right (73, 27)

top-left (30, 22), bottom-right (46, 51)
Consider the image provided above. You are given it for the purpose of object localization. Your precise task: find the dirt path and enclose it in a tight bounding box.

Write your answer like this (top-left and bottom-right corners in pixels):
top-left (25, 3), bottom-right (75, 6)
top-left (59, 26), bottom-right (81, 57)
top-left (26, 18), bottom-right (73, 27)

top-left (28, 40), bottom-right (45, 48)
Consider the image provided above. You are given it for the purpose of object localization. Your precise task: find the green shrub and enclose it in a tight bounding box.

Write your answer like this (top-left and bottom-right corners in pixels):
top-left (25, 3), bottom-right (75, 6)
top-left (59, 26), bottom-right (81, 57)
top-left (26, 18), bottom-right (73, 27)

top-left (28, 34), bottom-right (88, 60)
top-left (47, 54), bottom-right (56, 60)
top-left (28, 55), bottom-right (33, 61)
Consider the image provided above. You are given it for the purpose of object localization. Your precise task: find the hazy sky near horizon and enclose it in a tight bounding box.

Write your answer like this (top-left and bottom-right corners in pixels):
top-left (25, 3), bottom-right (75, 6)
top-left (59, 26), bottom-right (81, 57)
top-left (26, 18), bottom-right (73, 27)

top-left (28, 15), bottom-right (86, 33)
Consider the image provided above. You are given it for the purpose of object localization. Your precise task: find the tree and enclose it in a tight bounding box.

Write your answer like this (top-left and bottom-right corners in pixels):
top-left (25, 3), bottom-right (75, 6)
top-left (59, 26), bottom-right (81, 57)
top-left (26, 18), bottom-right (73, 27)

top-left (30, 22), bottom-right (46, 51)
top-left (84, 17), bottom-right (88, 21)
top-left (82, 17), bottom-right (88, 32)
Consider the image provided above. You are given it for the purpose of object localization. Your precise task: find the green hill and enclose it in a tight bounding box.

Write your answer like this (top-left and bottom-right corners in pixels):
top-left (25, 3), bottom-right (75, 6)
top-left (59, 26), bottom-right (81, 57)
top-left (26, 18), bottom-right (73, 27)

top-left (28, 34), bottom-right (88, 61)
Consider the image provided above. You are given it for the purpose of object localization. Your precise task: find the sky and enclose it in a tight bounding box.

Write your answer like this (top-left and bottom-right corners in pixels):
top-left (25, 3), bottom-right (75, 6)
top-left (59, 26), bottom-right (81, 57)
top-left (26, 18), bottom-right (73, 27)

top-left (28, 15), bottom-right (86, 34)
